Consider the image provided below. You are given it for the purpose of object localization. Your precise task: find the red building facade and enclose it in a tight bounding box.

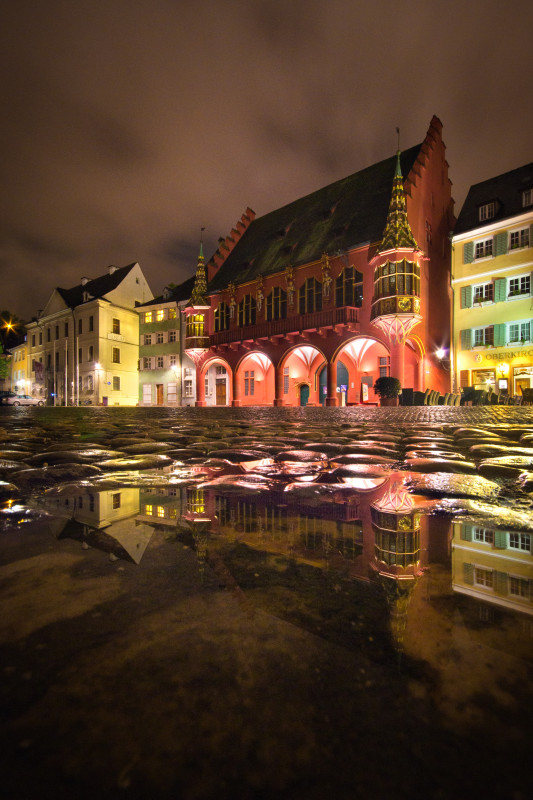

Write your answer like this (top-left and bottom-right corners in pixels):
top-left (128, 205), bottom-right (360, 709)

top-left (185, 116), bottom-right (453, 407)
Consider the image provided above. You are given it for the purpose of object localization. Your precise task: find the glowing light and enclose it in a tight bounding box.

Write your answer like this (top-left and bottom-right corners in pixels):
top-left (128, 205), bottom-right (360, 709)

top-left (435, 348), bottom-right (446, 360)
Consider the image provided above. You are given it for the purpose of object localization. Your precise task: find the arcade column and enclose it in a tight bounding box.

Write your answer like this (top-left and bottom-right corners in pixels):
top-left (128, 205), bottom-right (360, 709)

top-left (325, 360), bottom-right (338, 407)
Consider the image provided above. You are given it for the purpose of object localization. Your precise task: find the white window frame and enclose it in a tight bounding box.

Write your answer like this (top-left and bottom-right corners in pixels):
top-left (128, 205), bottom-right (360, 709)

top-left (168, 329), bottom-right (177, 343)
top-left (156, 355), bottom-right (164, 369)
top-left (508, 274), bottom-right (531, 298)
top-left (142, 383), bottom-right (152, 403)
top-left (156, 332), bottom-right (164, 344)
top-left (167, 382), bottom-right (177, 403)
top-left (474, 567), bottom-right (494, 589)
top-left (508, 532), bottom-right (531, 551)
top-left (473, 282), bottom-right (493, 304)
top-left (143, 357), bottom-right (152, 370)
top-left (508, 321), bottom-right (531, 345)
top-left (156, 309), bottom-right (165, 322)
top-left (509, 227), bottom-right (530, 251)
top-left (522, 189), bottom-right (532, 208)
top-left (473, 326), bottom-right (494, 347)
top-left (184, 379), bottom-right (193, 398)
top-left (479, 202), bottom-right (495, 222)
top-left (144, 334), bottom-right (152, 345)
top-left (474, 238), bottom-right (493, 260)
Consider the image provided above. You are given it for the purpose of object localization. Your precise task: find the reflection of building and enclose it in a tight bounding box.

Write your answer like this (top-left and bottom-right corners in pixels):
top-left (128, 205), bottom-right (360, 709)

top-left (26, 263), bottom-right (152, 405)
top-left (47, 489), bottom-right (154, 564)
top-left (370, 482), bottom-right (423, 579)
top-left (452, 162), bottom-right (533, 397)
top-left (136, 276), bottom-right (195, 406)
top-left (184, 117), bottom-right (453, 407)
top-left (452, 523), bottom-right (533, 616)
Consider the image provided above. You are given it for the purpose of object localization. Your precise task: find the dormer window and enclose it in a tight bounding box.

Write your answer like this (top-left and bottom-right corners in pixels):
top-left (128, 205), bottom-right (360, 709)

top-left (83, 291), bottom-right (90, 302)
top-left (479, 202), bottom-right (495, 222)
top-left (522, 189), bottom-right (532, 208)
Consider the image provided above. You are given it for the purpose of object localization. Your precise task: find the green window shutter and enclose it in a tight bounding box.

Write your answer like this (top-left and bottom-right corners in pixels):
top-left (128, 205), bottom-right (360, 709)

top-left (461, 524), bottom-right (473, 541)
top-left (494, 571), bottom-right (508, 595)
top-left (494, 278), bottom-right (506, 302)
top-left (460, 285), bottom-right (473, 308)
top-left (463, 242), bottom-right (474, 263)
top-left (463, 563), bottom-right (474, 585)
top-left (494, 323), bottom-right (506, 347)
top-left (460, 329), bottom-right (472, 350)
top-left (494, 530), bottom-right (507, 549)
top-left (494, 232), bottom-right (507, 256)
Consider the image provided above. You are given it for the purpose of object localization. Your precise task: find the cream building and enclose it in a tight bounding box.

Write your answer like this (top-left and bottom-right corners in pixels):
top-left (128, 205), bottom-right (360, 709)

top-left (452, 162), bottom-right (533, 398)
top-left (26, 263), bottom-right (152, 406)
top-left (9, 340), bottom-right (29, 395)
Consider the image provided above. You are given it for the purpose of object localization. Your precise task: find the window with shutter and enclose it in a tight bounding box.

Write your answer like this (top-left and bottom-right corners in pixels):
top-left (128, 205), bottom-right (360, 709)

top-left (463, 242), bottom-right (474, 263)
top-left (460, 285), bottom-right (473, 308)
top-left (463, 563), bottom-right (474, 585)
top-left (494, 278), bottom-right (506, 302)
top-left (494, 323), bottom-right (506, 347)
top-left (460, 329), bottom-right (472, 350)
top-left (494, 232), bottom-right (508, 256)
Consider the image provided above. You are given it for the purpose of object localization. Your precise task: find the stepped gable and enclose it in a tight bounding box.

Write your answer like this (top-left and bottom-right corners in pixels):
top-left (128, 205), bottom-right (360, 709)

top-left (207, 144), bottom-right (422, 293)
top-left (207, 207), bottom-right (255, 282)
top-left (455, 161), bottom-right (533, 235)
top-left (57, 263), bottom-right (138, 307)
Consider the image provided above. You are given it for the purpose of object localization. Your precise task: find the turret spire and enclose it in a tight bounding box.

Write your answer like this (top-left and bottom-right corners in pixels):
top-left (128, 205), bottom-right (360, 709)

top-left (191, 228), bottom-right (208, 306)
top-left (378, 151), bottom-right (418, 253)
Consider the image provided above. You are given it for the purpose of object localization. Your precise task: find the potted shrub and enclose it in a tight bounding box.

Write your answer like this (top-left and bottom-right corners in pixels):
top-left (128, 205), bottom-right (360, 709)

top-left (373, 376), bottom-right (402, 407)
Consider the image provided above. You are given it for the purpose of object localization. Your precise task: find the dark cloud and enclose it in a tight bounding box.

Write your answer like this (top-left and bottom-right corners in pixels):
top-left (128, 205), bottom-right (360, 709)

top-left (0, 0), bottom-right (531, 320)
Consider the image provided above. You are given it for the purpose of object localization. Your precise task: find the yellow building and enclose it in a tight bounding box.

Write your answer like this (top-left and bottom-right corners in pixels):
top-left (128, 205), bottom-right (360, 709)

top-left (26, 263), bottom-right (152, 406)
top-left (9, 340), bottom-right (28, 395)
top-left (452, 163), bottom-right (533, 397)
top-left (452, 523), bottom-right (533, 616)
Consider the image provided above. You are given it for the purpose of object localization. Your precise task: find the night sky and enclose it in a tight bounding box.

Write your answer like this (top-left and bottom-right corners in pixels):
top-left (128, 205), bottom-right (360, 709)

top-left (1, 0), bottom-right (531, 321)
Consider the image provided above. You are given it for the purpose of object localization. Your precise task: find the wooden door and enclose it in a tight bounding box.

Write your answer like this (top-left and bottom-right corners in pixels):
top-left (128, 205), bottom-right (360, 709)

top-left (156, 384), bottom-right (164, 405)
top-left (215, 379), bottom-right (226, 406)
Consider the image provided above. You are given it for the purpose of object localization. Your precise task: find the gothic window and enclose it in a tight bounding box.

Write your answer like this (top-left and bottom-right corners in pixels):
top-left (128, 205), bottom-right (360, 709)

top-left (266, 287), bottom-right (287, 321)
top-left (335, 267), bottom-right (363, 307)
top-left (298, 277), bottom-right (322, 314)
top-left (214, 302), bottom-right (230, 331)
top-left (186, 314), bottom-right (205, 338)
top-left (238, 295), bottom-right (256, 326)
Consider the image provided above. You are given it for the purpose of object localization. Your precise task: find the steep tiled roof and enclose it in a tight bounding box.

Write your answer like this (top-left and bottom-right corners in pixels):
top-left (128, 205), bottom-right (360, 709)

top-left (57, 263), bottom-right (138, 307)
top-left (455, 161), bottom-right (533, 235)
top-left (207, 144), bottom-right (422, 292)
top-left (137, 275), bottom-right (196, 308)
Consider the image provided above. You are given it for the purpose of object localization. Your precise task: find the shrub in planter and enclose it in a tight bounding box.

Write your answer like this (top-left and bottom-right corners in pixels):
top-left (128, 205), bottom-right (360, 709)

top-left (373, 377), bottom-right (402, 399)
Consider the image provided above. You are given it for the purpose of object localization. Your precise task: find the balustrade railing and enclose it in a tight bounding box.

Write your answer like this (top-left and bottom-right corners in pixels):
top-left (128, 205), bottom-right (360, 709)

top-left (210, 306), bottom-right (358, 346)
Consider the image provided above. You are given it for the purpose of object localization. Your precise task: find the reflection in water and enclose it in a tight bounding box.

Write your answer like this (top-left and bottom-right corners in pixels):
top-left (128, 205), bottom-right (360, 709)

top-left (452, 522), bottom-right (533, 616)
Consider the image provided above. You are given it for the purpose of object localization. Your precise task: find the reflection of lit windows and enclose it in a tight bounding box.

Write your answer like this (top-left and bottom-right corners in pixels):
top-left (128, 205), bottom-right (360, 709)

top-left (169, 508), bottom-right (177, 519)
top-left (145, 504), bottom-right (153, 515)
top-left (474, 567), bottom-right (493, 589)
top-left (89, 495), bottom-right (95, 512)
top-left (112, 493), bottom-right (121, 509)
top-left (509, 532), bottom-right (530, 551)
top-left (157, 309), bottom-right (165, 321)
top-left (283, 367), bottom-right (289, 394)
top-left (157, 506), bottom-right (165, 518)
top-left (168, 488), bottom-right (177, 496)
top-left (509, 577), bottom-right (530, 598)
top-left (473, 528), bottom-right (494, 544)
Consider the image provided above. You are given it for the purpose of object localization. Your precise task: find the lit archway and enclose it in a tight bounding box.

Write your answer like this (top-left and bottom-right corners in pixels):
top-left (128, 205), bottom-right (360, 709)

top-left (201, 357), bottom-right (232, 406)
top-left (234, 351), bottom-right (275, 406)
top-left (279, 346), bottom-right (326, 406)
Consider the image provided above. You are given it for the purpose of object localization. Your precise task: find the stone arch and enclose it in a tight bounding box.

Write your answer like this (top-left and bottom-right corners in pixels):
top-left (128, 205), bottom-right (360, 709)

top-left (276, 344), bottom-right (326, 406)
top-left (233, 351), bottom-right (275, 406)
top-left (199, 355), bottom-right (233, 406)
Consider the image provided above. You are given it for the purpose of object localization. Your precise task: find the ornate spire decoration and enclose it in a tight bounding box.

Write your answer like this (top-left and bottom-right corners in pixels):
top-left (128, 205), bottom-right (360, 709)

top-left (191, 228), bottom-right (209, 306)
top-left (378, 151), bottom-right (419, 253)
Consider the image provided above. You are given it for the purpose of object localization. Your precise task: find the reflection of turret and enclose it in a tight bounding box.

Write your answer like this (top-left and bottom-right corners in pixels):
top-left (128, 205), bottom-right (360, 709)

top-left (370, 482), bottom-right (423, 654)
top-left (370, 482), bottom-right (422, 578)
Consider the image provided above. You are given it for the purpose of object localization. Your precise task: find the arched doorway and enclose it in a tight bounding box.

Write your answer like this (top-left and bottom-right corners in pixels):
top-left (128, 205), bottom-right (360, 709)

top-left (202, 358), bottom-right (232, 406)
